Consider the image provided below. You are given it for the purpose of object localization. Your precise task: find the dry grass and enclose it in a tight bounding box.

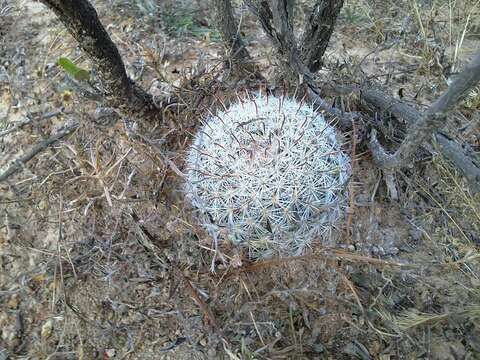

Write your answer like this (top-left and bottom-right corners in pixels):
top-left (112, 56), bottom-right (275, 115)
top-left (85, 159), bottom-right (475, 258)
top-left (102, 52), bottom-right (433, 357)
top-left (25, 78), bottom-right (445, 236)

top-left (1, 0), bottom-right (479, 358)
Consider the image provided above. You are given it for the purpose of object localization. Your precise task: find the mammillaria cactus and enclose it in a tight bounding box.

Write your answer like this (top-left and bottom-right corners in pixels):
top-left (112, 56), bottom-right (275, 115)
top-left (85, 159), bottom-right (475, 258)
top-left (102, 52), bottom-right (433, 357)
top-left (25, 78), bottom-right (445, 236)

top-left (184, 93), bottom-right (350, 258)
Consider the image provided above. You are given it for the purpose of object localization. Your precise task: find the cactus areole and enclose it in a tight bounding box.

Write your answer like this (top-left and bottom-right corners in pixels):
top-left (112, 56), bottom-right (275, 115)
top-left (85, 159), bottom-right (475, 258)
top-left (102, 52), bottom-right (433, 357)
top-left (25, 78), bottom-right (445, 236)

top-left (184, 94), bottom-right (350, 258)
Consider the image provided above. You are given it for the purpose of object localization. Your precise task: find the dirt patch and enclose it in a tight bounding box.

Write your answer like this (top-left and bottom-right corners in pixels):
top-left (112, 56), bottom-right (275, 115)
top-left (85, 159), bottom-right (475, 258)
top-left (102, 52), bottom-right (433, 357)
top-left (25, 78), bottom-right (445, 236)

top-left (1, 0), bottom-right (479, 359)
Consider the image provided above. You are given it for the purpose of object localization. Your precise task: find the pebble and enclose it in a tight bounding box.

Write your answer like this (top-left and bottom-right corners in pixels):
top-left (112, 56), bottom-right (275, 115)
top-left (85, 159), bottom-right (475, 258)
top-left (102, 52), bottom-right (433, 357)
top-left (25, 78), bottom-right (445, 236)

top-left (104, 348), bottom-right (116, 358)
top-left (41, 319), bottom-right (53, 339)
top-left (207, 347), bottom-right (216, 357)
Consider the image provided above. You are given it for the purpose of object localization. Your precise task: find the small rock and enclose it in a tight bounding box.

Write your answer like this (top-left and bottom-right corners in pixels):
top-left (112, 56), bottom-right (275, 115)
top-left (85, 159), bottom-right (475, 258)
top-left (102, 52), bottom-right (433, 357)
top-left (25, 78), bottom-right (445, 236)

top-left (431, 341), bottom-right (465, 360)
top-left (313, 343), bottom-right (325, 353)
top-left (1, 324), bottom-right (16, 342)
top-left (38, 200), bottom-right (48, 211)
top-left (389, 247), bottom-right (399, 255)
top-left (471, 277), bottom-right (480, 288)
top-left (0, 347), bottom-right (9, 360)
top-left (409, 227), bottom-right (422, 242)
top-left (7, 295), bottom-right (19, 309)
top-left (371, 246), bottom-right (385, 256)
top-left (115, 304), bottom-right (128, 315)
top-left (41, 319), bottom-right (53, 339)
top-left (207, 347), bottom-right (216, 357)
top-left (104, 348), bottom-right (116, 358)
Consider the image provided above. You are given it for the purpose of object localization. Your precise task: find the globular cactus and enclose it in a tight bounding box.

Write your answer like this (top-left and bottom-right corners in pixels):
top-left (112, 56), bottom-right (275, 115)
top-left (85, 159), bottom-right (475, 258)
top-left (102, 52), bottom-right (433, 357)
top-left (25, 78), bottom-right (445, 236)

top-left (184, 93), bottom-right (350, 258)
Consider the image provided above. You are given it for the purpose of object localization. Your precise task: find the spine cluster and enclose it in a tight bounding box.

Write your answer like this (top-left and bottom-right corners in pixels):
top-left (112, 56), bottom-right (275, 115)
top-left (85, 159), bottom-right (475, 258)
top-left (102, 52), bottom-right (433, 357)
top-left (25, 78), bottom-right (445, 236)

top-left (185, 93), bottom-right (350, 258)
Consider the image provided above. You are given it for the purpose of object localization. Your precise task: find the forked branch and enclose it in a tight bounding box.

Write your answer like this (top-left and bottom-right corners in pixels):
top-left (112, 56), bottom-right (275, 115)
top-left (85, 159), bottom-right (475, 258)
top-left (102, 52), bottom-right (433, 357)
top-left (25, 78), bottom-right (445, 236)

top-left (246, 0), bottom-right (356, 127)
top-left (370, 52), bottom-right (480, 170)
top-left (244, 0), bottom-right (315, 83)
top-left (318, 83), bottom-right (480, 193)
top-left (246, 0), bottom-right (344, 75)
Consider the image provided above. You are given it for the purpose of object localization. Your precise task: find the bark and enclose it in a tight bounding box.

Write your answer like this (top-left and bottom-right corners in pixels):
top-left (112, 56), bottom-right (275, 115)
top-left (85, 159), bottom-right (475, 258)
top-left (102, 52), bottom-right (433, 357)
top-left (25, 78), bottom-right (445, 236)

top-left (370, 52), bottom-right (480, 171)
top-left (360, 88), bottom-right (420, 124)
top-left (39, 0), bottom-right (162, 121)
top-left (245, 0), bottom-right (313, 81)
top-left (246, 0), bottom-right (357, 126)
top-left (355, 87), bottom-right (480, 193)
top-left (270, 0), bottom-right (308, 78)
top-left (436, 133), bottom-right (480, 194)
top-left (244, 1), bottom-right (276, 39)
top-left (307, 87), bottom-right (362, 130)
top-left (212, 0), bottom-right (251, 62)
top-left (300, 0), bottom-right (344, 72)
top-left (310, 82), bottom-right (480, 193)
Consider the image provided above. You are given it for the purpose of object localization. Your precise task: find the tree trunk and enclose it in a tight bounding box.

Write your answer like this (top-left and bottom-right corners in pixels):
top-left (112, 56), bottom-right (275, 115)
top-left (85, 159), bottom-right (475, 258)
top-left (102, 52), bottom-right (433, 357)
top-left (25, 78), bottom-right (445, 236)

top-left (300, 0), bottom-right (344, 73)
top-left (40, 0), bottom-right (162, 121)
top-left (212, 0), bottom-right (251, 63)
top-left (246, 0), bottom-right (312, 81)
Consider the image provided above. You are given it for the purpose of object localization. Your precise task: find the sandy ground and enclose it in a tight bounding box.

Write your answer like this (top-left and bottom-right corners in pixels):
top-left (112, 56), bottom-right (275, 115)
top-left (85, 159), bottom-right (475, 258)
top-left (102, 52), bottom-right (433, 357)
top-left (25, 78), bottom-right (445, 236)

top-left (1, 0), bottom-right (479, 358)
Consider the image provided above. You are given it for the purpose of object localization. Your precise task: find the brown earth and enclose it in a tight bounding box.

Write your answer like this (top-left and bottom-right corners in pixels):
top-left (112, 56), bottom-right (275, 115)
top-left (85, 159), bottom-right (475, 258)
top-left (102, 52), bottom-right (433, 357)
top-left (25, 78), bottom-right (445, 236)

top-left (1, 0), bottom-right (479, 359)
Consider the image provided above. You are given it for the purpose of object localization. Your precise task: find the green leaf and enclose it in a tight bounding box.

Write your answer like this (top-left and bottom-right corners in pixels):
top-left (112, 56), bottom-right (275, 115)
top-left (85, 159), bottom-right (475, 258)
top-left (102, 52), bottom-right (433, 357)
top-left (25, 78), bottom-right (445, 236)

top-left (57, 57), bottom-right (90, 82)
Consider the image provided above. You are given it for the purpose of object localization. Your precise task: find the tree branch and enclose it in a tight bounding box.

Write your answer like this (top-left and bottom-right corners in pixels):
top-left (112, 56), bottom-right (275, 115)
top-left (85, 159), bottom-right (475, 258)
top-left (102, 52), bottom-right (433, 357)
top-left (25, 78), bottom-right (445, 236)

top-left (359, 88), bottom-right (420, 124)
top-left (212, 0), bottom-right (251, 63)
top-left (352, 87), bottom-right (480, 193)
top-left (270, 0), bottom-right (308, 76)
top-left (0, 122), bottom-right (79, 183)
top-left (39, 0), bottom-right (166, 121)
top-left (244, 1), bottom-right (276, 44)
top-left (246, 0), bottom-right (359, 128)
top-left (300, 0), bottom-right (344, 72)
top-left (0, 109), bottom-right (63, 138)
top-left (435, 132), bottom-right (480, 194)
top-left (245, 0), bottom-right (319, 86)
top-left (370, 52), bottom-right (480, 170)
top-left (307, 87), bottom-right (362, 130)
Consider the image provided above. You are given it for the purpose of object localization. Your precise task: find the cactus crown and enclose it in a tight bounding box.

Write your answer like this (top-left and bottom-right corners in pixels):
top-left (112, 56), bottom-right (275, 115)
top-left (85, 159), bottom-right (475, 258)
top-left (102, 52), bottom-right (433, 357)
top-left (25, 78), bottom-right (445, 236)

top-left (185, 94), bottom-right (350, 258)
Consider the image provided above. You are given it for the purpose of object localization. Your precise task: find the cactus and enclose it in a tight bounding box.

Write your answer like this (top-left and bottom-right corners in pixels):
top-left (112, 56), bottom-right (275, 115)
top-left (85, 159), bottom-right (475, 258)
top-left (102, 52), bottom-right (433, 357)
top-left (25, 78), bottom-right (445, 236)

top-left (184, 93), bottom-right (350, 258)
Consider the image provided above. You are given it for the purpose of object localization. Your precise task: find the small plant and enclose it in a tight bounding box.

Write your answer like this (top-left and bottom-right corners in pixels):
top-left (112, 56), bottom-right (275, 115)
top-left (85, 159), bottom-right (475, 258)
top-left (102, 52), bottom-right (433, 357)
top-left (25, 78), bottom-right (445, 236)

top-left (57, 57), bottom-right (90, 82)
top-left (184, 94), bottom-right (351, 258)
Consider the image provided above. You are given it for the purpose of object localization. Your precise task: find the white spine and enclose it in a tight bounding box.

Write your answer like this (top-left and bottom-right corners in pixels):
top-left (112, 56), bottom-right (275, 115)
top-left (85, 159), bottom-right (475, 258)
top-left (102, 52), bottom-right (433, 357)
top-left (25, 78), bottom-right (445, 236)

top-left (185, 94), bottom-right (350, 258)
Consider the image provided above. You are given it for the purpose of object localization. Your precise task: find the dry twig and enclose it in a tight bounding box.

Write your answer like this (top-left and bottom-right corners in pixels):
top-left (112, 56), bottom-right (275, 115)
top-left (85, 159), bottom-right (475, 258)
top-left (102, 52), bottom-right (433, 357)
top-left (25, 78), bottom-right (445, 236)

top-left (0, 109), bottom-right (64, 138)
top-left (0, 122), bottom-right (79, 183)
